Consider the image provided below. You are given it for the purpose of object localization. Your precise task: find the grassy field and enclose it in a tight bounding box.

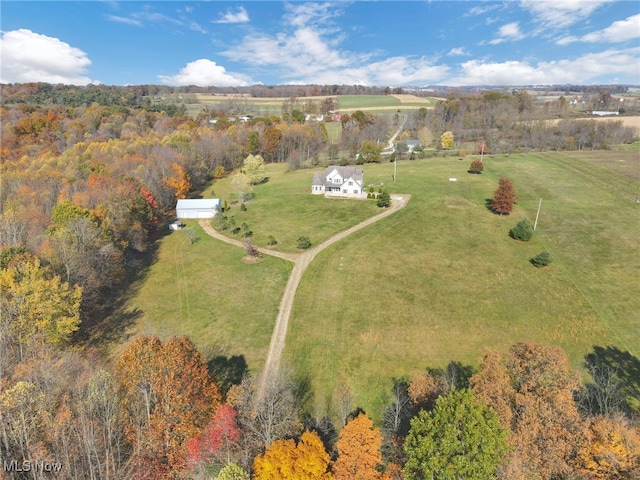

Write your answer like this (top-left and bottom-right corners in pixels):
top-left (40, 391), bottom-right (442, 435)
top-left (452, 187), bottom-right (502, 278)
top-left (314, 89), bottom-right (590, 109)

top-left (121, 149), bottom-right (639, 423)
top-left (115, 221), bottom-right (292, 373)
top-left (283, 151), bottom-right (639, 419)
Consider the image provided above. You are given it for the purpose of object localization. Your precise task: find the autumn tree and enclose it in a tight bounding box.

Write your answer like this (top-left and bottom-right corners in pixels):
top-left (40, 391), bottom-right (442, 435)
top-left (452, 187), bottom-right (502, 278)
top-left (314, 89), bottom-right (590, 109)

top-left (333, 413), bottom-right (383, 480)
top-left (470, 342), bottom-right (585, 479)
top-left (231, 172), bottom-right (253, 201)
top-left (0, 256), bottom-right (81, 361)
top-left (407, 370), bottom-right (448, 412)
top-left (115, 335), bottom-right (220, 475)
top-left (253, 430), bottom-right (334, 480)
top-left (403, 389), bottom-right (508, 480)
top-left (216, 462), bottom-right (250, 480)
top-left (359, 140), bottom-right (382, 163)
top-left (187, 404), bottom-right (242, 470)
top-left (440, 131), bottom-right (454, 149)
top-left (243, 154), bottom-right (266, 185)
top-left (577, 415), bottom-right (640, 479)
top-left (163, 162), bottom-right (191, 199)
top-left (231, 372), bottom-right (300, 465)
top-left (491, 177), bottom-right (515, 215)
top-left (469, 159), bottom-right (484, 174)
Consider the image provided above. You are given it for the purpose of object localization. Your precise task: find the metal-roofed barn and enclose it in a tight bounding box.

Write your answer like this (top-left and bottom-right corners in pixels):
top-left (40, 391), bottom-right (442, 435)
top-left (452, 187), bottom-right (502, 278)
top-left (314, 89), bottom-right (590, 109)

top-left (175, 199), bottom-right (221, 219)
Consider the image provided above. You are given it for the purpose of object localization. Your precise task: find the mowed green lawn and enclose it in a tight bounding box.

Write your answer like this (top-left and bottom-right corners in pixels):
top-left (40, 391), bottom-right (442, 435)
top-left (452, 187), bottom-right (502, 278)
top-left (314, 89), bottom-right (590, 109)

top-left (202, 164), bottom-right (381, 252)
top-left (283, 151), bottom-right (639, 419)
top-left (116, 222), bottom-right (292, 373)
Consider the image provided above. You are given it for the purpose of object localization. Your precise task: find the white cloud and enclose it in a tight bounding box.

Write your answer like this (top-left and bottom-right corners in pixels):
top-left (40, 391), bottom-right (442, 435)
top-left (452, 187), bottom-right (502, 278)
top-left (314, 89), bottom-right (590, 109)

top-left (447, 47), bottom-right (468, 56)
top-left (189, 21), bottom-right (207, 34)
top-left (448, 47), bottom-right (640, 85)
top-left (158, 59), bottom-right (253, 87)
top-left (214, 6), bottom-right (249, 24)
top-left (489, 21), bottom-right (525, 44)
top-left (520, 0), bottom-right (613, 28)
top-left (105, 14), bottom-right (142, 26)
top-left (0, 29), bottom-right (96, 85)
top-left (284, 2), bottom-right (345, 28)
top-left (581, 13), bottom-right (640, 43)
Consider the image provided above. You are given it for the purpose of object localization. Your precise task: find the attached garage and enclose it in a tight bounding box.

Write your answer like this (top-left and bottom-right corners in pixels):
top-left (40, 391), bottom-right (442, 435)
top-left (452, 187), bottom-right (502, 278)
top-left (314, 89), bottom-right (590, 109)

top-left (175, 199), bottom-right (221, 219)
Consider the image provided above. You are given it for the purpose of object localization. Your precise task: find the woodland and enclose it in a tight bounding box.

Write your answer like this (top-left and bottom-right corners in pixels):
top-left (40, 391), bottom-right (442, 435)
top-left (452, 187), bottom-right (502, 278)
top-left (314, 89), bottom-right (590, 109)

top-left (1, 82), bottom-right (639, 479)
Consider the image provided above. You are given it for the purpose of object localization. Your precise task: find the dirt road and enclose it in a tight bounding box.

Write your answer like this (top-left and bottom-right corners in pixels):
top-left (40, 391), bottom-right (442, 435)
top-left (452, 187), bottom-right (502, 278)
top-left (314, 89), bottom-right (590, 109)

top-left (199, 194), bottom-right (410, 397)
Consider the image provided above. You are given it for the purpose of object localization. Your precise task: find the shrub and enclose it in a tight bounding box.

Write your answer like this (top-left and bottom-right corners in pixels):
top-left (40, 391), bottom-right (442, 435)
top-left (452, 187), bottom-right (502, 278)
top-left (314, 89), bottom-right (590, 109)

top-left (377, 190), bottom-right (391, 208)
top-left (531, 251), bottom-right (552, 268)
top-left (243, 239), bottom-right (260, 258)
top-left (509, 219), bottom-right (534, 241)
top-left (240, 202), bottom-right (247, 211)
top-left (267, 235), bottom-right (278, 246)
top-left (468, 160), bottom-right (484, 174)
top-left (297, 236), bottom-right (312, 249)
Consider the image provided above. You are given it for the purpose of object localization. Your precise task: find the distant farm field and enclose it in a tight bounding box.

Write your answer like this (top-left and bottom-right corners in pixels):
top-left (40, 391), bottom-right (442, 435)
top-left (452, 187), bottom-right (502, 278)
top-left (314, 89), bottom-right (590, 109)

top-left (121, 149), bottom-right (639, 422)
top-left (188, 93), bottom-right (436, 117)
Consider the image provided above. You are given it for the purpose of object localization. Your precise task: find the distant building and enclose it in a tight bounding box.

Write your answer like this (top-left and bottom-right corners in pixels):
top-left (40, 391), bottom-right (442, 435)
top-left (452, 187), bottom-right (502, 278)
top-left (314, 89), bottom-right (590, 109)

top-left (175, 198), bottom-right (221, 219)
top-left (404, 140), bottom-right (422, 153)
top-left (311, 166), bottom-right (366, 198)
top-left (591, 111), bottom-right (619, 116)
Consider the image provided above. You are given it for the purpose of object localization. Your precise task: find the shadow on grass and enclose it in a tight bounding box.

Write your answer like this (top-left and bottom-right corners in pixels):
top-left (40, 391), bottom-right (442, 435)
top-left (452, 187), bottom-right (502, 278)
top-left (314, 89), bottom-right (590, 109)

top-left (583, 345), bottom-right (640, 414)
top-left (208, 354), bottom-right (249, 397)
top-left (75, 224), bottom-right (172, 350)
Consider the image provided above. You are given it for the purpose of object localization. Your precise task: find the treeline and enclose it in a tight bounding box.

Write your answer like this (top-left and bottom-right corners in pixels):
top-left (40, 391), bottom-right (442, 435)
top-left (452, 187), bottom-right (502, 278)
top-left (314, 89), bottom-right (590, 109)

top-left (403, 90), bottom-right (638, 155)
top-left (1, 279), bottom-right (638, 480)
top-left (0, 83), bottom-right (404, 108)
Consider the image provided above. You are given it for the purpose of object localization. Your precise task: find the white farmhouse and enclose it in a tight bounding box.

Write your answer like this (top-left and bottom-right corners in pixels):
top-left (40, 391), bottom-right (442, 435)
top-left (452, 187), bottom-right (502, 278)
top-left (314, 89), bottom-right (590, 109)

top-left (311, 166), bottom-right (366, 198)
top-left (175, 198), bottom-right (221, 219)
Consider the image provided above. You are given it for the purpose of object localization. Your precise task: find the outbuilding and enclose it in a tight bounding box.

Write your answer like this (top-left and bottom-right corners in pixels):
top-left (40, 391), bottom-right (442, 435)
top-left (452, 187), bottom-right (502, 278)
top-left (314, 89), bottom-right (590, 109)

top-left (175, 198), bottom-right (221, 219)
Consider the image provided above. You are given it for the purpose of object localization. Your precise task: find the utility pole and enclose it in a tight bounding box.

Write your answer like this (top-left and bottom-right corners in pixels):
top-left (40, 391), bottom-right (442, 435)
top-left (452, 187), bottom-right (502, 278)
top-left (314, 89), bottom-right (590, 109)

top-left (534, 198), bottom-right (542, 230)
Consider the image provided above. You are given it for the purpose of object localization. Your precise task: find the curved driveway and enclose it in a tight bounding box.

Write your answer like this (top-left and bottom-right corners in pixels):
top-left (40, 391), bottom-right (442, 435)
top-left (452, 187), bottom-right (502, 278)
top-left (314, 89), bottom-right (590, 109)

top-left (199, 194), bottom-right (410, 397)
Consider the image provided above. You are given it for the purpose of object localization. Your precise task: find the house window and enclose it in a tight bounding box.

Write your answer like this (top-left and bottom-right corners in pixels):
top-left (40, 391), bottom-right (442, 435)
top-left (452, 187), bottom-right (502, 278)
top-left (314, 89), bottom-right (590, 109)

top-left (342, 189), bottom-right (347, 193)
top-left (348, 181), bottom-right (353, 186)
top-left (354, 190), bottom-right (359, 194)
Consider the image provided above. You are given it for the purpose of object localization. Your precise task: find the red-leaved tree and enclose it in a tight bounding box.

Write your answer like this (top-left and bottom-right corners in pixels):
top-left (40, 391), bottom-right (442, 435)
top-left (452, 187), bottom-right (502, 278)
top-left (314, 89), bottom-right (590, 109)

top-left (491, 177), bottom-right (515, 215)
top-left (187, 404), bottom-right (241, 468)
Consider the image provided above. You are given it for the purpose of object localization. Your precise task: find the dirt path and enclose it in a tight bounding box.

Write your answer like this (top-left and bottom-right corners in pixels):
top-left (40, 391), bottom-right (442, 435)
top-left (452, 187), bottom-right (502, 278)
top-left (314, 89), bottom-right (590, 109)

top-left (199, 194), bottom-right (410, 397)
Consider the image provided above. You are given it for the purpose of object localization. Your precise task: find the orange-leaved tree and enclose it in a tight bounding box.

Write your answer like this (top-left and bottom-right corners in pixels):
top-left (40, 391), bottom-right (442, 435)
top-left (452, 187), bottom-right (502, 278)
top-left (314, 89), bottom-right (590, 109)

top-left (163, 163), bottom-right (190, 199)
top-left (470, 342), bottom-right (584, 479)
top-left (115, 335), bottom-right (220, 476)
top-left (333, 413), bottom-right (383, 480)
top-left (252, 430), bottom-right (333, 480)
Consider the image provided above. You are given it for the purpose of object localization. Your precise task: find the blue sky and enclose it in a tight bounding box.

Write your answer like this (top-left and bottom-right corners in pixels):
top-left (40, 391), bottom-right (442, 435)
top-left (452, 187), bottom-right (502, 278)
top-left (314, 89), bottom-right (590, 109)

top-left (1, 1), bottom-right (639, 87)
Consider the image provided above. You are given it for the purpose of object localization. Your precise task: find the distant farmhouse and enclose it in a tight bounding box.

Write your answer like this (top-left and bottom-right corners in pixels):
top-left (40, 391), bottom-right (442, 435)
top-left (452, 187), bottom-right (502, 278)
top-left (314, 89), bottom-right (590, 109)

top-left (175, 198), bottom-right (221, 219)
top-left (312, 166), bottom-right (366, 198)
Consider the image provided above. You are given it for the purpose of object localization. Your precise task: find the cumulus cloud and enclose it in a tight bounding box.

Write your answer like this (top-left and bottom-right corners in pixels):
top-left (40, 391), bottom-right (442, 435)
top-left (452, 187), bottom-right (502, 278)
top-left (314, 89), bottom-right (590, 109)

top-left (158, 59), bottom-right (253, 87)
top-left (0, 29), bottom-right (96, 85)
top-left (214, 6), bottom-right (249, 24)
top-left (448, 47), bottom-right (640, 85)
top-left (582, 13), bottom-right (640, 43)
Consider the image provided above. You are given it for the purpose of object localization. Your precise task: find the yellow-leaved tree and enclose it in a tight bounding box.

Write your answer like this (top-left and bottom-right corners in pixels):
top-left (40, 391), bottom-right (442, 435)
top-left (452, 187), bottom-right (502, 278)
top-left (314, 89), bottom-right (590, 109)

top-left (253, 430), bottom-right (333, 480)
top-left (0, 256), bottom-right (81, 360)
top-left (577, 415), bottom-right (640, 478)
top-left (440, 131), bottom-right (454, 149)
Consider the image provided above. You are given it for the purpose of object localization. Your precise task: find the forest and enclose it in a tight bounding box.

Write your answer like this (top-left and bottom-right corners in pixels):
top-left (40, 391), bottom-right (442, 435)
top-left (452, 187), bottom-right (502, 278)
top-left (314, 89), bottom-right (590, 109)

top-left (1, 83), bottom-right (639, 479)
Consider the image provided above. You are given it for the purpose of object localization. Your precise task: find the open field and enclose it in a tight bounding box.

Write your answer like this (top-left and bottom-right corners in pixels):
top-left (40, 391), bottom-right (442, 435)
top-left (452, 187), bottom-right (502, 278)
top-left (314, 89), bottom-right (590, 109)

top-left (123, 149), bottom-right (639, 422)
top-left (188, 93), bottom-right (436, 117)
top-left (114, 222), bottom-right (292, 373)
top-left (284, 150), bottom-right (640, 418)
